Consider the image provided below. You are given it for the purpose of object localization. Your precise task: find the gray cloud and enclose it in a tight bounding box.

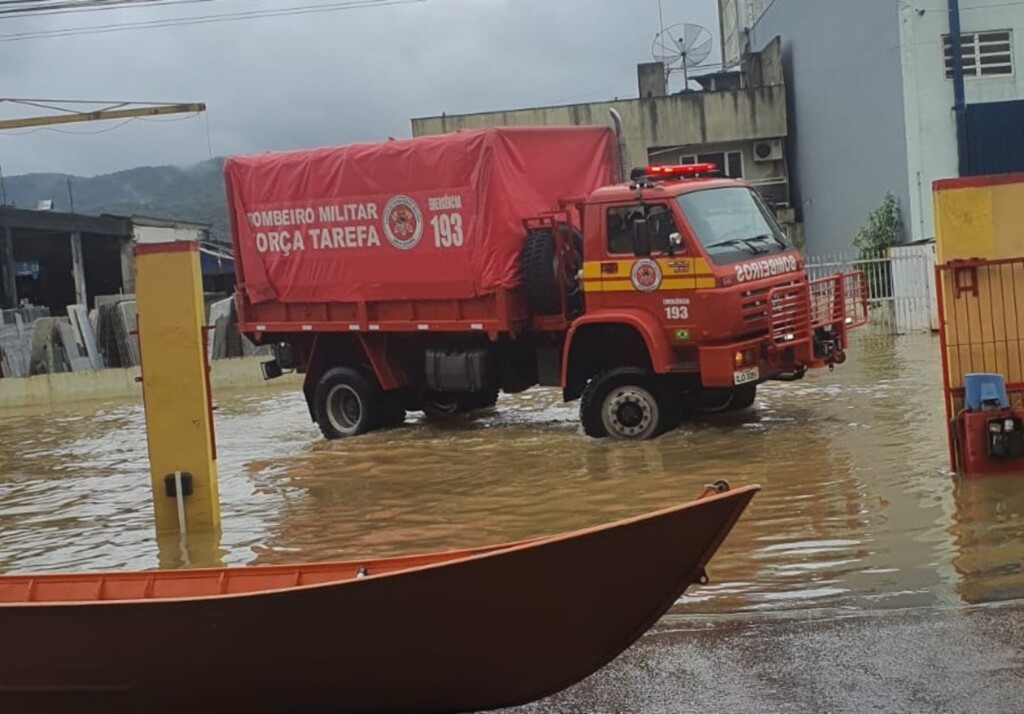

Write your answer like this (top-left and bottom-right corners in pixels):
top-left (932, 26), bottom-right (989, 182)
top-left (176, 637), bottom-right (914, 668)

top-left (0, 0), bottom-right (718, 176)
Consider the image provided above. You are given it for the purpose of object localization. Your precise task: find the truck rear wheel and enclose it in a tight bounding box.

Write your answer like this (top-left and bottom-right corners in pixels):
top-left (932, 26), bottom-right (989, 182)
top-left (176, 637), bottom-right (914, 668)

top-left (377, 391), bottom-right (407, 428)
top-left (314, 367), bottom-right (381, 439)
top-left (580, 368), bottom-right (674, 440)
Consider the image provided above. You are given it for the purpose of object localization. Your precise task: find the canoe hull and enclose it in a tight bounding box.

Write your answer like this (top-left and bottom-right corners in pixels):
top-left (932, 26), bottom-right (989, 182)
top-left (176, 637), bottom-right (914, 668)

top-left (0, 487), bottom-right (756, 714)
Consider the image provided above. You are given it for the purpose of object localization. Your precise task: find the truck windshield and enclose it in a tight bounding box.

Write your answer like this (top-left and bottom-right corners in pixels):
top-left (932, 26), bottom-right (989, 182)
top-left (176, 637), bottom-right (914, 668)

top-left (676, 187), bottom-right (791, 265)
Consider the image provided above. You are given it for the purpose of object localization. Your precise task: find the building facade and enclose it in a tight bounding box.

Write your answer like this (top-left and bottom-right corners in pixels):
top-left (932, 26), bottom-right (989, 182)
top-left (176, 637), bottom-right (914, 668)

top-left (727, 0), bottom-right (1024, 254)
top-left (412, 41), bottom-right (797, 239)
top-left (719, 0), bottom-right (775, 68)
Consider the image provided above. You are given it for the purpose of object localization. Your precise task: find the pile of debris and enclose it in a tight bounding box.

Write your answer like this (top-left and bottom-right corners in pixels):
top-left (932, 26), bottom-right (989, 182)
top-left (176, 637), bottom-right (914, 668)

top-left (0, 295), bottom-right (266, 379)
top-left (207, 296), bottom-right (264, 361)
top-left (0, 307), bottom-right (51, 378)
top-left (95, 296), bottom-right (140, 369)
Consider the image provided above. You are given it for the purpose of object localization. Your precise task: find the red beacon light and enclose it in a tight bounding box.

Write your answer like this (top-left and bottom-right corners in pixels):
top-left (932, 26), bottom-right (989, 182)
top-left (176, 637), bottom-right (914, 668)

top-left (650, 163), bottom-right (718, 177)
top-left (631, 163), bottom-right (720, 183)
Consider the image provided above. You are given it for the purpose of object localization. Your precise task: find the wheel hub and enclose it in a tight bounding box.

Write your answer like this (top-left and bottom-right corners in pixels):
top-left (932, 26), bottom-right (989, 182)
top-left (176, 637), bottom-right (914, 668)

top-left (603, 386), bottom-right (658, 438)
top-left (327, 384), bottom-right (363, 432)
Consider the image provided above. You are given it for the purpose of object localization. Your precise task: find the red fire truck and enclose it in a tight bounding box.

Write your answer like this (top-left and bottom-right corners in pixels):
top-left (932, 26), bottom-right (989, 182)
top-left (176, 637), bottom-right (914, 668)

top-left (226, 126), bottom-right (865, 440)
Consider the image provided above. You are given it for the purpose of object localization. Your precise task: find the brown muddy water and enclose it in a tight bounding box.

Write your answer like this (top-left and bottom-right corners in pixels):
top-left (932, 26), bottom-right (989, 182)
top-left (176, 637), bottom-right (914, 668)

top-left (1, 330), bottom-right (1022, 617)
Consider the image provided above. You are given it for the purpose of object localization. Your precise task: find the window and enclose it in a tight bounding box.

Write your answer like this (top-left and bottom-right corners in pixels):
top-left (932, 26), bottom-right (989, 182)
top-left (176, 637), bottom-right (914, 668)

top-left (606, 204), bottom-right (678, 256)
top-left (676, 187), bottom-right (789, 266)
top-left (680, 151), bottom-right (744, 178)
top-left (944, 30), bottom-right (1013, 78)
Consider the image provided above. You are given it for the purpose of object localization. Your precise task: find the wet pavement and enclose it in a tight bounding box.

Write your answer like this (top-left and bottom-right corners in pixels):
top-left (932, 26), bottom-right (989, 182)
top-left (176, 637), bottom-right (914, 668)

top-left (1, 329), bottom-right (1023, 711)
top-left (506, 601), bottom-right (1024, 713)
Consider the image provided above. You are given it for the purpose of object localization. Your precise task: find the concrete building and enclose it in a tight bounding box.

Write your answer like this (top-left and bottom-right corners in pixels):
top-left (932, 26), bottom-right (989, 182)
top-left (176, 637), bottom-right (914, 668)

top-left (0, 208), bottom-right (229, 314)
top-left (719, 0), bottom-right (774, 69)
top-left (721, 0), bottom-right (1024, 254)
top-left (411, 40), bottom-right (798, 239)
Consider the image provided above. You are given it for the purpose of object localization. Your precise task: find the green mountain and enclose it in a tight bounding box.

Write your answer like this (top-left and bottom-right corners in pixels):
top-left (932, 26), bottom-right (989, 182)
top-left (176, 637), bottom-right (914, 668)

top-left (1, 158), bottom-right (230, 242)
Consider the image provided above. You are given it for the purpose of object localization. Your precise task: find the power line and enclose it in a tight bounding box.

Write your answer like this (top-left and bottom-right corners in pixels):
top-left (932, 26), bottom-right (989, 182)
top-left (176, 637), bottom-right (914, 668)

top-left (0, 0), bottom-right (430, 38)
top-left (0, 0), bottom-right (221, 19)
top-left (0, 0), bottom-right (192, 8)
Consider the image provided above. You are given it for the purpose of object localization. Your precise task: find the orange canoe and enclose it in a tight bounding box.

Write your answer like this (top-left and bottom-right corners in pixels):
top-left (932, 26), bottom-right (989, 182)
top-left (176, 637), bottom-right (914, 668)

top-left (0, 482), bottom-right (758, 714)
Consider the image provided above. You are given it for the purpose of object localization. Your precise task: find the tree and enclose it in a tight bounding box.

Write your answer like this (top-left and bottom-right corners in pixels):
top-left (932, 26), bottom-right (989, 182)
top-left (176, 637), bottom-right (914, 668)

top-left (853, 192), bottom-right (902, 300)
top-left (854, 192), bottom-right (902, 252)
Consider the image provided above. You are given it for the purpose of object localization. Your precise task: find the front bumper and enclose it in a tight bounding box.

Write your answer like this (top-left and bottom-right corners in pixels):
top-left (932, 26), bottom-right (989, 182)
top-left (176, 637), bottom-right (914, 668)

top-left (697, 336), bottom-right (816, 388)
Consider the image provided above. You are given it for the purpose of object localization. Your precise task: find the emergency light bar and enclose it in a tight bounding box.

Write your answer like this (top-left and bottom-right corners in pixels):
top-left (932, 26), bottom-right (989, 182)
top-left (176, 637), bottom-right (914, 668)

top-left (630, 163), bottom-right (720, 182)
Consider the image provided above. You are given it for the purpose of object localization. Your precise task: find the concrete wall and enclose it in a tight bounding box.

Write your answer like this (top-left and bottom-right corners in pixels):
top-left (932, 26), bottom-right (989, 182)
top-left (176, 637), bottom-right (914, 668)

top-left (411, 86), bottom-right (787, 172)
top-left (133, 225), bottom-right (205, 245)
top-left (0, 357), bottom-right (301, 410)
top-left (750, 0), bottom-right (911, 256)
top-left (899, 0), bottom-right (1024, 243)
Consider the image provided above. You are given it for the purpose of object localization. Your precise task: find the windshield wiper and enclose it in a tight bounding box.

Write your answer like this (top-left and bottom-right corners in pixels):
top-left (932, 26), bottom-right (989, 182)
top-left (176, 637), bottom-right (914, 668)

top-left (704, 238), bottom-right (769, 255)
top-left (746, 233), bottom-right (789, 250)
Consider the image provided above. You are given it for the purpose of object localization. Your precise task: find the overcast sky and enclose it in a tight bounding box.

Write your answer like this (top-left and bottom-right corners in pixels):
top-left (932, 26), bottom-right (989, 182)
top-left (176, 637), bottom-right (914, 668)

top-left (0, 0), bottom-right (719, 177)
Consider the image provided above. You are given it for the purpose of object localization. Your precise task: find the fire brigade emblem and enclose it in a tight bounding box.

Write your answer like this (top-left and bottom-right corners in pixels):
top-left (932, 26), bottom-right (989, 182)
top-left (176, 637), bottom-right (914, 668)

top-left (630, 259), bottom-right (662, 293)
top-left (382, 195), bottom-right (424, 251)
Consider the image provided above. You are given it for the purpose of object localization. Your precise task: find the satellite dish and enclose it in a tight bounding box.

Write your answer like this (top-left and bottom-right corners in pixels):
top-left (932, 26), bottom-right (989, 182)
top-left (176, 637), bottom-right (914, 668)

top-left (652, 23), bottom-right (714, 88)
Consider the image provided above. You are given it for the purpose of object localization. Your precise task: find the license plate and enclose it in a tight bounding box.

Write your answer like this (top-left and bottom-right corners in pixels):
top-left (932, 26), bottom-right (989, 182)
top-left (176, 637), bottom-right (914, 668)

top-left (733, 366), bottom-right (759, 385)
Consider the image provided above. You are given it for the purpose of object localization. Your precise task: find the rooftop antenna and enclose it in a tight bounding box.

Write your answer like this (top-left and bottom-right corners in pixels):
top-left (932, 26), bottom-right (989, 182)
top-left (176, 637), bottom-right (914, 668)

top-left (652, 21), bottom-right (714, 91)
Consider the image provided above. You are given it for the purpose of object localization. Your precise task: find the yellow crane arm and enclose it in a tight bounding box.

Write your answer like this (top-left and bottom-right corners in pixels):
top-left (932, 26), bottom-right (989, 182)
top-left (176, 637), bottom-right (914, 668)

top-left (0, 102), bottom-right (206, 131)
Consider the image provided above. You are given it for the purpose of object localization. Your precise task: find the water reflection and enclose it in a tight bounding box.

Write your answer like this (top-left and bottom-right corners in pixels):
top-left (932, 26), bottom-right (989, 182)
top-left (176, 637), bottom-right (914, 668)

top-left (156, 529), bottom-right (226, 571)
top-left (949, 476), bottom-right (1024, 605)
top-left (1, 331), bottom-right (1022, 613)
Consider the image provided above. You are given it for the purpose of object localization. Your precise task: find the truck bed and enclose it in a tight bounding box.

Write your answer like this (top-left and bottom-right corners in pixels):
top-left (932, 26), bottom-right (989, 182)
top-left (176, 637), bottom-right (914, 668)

top-left (226, 126), bottom-right (620, 332)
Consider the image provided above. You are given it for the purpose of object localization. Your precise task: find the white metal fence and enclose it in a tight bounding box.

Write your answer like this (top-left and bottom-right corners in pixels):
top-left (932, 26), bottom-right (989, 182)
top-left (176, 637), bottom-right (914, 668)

top-left (805, 244), bottom-right (938, 335)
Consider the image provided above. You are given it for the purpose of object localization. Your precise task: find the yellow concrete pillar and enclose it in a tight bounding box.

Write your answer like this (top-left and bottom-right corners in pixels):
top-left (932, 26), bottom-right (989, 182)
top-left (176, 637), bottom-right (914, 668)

top-left (135, 241), bottom-right (221, 535)
top-left (934, 175), bottom-right (1024, 264)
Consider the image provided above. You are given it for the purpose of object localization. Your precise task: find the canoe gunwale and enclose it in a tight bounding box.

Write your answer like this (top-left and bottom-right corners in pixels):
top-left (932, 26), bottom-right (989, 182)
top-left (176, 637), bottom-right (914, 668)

top-left (0, 485), bottom-right (760, 608)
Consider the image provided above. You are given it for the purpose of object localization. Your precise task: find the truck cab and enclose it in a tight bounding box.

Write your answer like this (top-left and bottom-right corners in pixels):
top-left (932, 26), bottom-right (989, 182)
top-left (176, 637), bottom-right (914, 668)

top-left (558, 164), bottom-right (865, 439)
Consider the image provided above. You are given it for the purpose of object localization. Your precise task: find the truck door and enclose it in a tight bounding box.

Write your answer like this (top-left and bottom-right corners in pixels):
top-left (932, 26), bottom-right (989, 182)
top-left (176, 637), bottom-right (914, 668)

top-left (594, 201), bottom-right (704, 343)
top-left (599, 202), bottom-right (676, 298)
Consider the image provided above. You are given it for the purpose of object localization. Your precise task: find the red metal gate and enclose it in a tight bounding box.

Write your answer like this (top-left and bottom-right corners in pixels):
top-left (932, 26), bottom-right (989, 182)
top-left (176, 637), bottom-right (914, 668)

top-left (937, 257), bottom-right (1024, 468)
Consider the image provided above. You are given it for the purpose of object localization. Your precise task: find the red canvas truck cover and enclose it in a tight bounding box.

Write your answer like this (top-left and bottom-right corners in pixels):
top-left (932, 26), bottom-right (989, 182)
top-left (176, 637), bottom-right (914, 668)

top-left (225, 126), bottom-right (620, 305)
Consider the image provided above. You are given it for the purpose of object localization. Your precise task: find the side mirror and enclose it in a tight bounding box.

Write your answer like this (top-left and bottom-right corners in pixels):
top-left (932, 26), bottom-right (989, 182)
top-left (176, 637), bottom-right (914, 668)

top-left (631, 218), bottom-right (652, 257)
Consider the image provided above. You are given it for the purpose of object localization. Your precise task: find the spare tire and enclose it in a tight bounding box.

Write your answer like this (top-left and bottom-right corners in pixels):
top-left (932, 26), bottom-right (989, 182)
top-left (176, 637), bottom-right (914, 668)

top-left (521, 227), bottom-right (582, 314)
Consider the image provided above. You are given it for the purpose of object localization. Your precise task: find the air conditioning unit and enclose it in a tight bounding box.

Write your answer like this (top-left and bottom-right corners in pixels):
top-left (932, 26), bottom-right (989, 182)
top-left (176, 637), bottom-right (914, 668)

top-left (752, 139), bottom-right (784, 163)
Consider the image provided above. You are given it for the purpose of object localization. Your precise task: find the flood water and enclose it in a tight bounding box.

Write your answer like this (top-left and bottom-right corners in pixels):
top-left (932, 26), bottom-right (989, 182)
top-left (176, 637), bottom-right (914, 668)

top-left (1, 330), bottom-right (1023, 617)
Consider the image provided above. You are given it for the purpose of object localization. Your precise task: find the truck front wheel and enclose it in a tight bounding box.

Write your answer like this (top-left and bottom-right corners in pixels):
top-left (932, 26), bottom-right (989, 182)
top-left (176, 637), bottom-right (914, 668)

top-left (314, 367), bottom-right (381, 439)
top-left (695, 385), bottom-right (757, 415)
top-left (580, 368), bottom-right (674, 440)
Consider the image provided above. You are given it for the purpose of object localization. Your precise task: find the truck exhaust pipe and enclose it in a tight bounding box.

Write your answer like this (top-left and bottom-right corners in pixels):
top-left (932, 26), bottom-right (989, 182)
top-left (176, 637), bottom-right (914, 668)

top-left (609, 108), bottom-right (627, 183)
